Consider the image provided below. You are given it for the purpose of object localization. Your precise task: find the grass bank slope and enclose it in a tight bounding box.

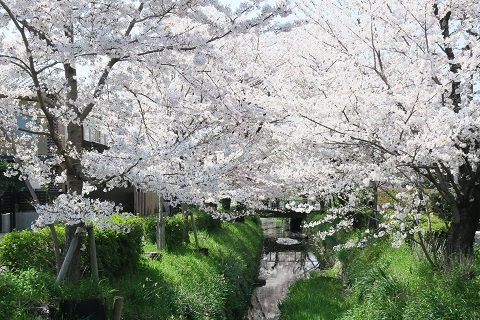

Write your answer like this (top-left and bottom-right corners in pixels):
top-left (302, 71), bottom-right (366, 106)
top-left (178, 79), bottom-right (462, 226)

top-left (0, 215), bottom-right (262, 320)
top-left (113, 216), bottom-right (263, 319)
top-left (280, 240), bottom-right (480, 320)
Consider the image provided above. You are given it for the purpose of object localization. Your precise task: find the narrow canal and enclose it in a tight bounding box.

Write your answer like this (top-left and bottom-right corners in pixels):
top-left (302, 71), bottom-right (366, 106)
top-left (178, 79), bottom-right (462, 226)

top-left (246, 218), bottom-right (319, 320)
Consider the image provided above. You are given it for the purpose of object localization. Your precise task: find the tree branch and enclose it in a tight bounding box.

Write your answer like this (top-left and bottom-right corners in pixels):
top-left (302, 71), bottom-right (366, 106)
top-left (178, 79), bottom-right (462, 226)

top-left (299, 113), bottom-right (398, 156)
top-left (17, 127), bottom-right (51, 136)
top-left (0, 1), bottom-right (64, 156)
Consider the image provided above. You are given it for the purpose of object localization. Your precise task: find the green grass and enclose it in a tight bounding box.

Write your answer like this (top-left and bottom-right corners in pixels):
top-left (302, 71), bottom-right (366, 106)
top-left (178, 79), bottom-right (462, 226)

top-left (0, 216), bottom-right (262, 319)
top-left (279, 274), bottom-right (349, 320)
top-left (105, 217), bottom-right (263, 319)
top-left (280, 234), bottom-right (480, 320)
top-left (284, 190), bottom-right (480, 320)
top-left (339, 243), bottom-right (480, 320)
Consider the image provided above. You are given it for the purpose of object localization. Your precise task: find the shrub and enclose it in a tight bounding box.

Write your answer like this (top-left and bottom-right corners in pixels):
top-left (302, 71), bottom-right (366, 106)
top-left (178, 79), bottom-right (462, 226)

top-left (84, 215), bottom-right (143, 278)
top-left (142, 214), bottom-right (157, 243)
top-left (143, 212), bottom-right (205, 248)
top-left (191, 207), bottom-right (221, 232)
top-left (0, 215), bottom-right (143, 279)
top-left (0, 226), bottom-right (65, 271)
top-left (165, 214), bottom-right (185, 247)
top-left (0, 269), bottom-right (22, 319)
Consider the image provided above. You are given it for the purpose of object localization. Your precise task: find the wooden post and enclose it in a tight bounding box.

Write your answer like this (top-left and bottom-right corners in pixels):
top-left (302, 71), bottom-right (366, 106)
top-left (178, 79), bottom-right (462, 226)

top-left (157, 196), bottom-right (166, 250)
top-left (87, 224), bottom-right (99, 287)
top-left (190, 210), bottom-right (200, 249)
top-left (56, 227), bottom-right (84, 283)
top-left (112, 296), bottom-right (124, 320)
top-left (181, 203), bottom-right (190, 243)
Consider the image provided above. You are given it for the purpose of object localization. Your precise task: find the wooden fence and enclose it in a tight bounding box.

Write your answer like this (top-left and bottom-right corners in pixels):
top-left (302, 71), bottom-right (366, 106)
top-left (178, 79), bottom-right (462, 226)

top-left (134, 189), bottom-right (159, 216)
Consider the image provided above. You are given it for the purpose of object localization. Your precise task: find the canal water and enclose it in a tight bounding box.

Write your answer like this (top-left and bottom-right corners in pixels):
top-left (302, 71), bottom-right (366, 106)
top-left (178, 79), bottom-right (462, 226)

top-left (246, 218), bottom-right (319, 320)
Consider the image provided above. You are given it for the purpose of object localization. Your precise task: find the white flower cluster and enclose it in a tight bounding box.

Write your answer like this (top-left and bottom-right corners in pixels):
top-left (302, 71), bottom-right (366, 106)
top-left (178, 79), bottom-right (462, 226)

top-left (208, 208), bottom-right (254, 221)
top-left (34, 193), bottom-right (129, 230)
top-left (312, 218), bottom-right (354, 241)
top-left (369, 189), bottom-right (427, 247)
top-left (332, 236), bottom-right (369, 251)
top-left (285, 201), bottom-right (315, 213)
top-left (303, 213), bottom-right (338, 229)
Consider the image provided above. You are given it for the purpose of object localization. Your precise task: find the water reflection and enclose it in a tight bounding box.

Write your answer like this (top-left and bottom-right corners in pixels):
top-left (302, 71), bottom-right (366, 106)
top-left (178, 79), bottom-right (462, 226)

top-left (247, 218), bottom-right (319, 320)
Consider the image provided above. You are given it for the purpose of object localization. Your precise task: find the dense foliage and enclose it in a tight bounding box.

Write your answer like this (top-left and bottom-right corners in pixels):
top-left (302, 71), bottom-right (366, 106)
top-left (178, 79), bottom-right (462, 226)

top-left (86, 216), bottom-right (144, 278)
top-left (0, 214), bottom-right (262, 319)
top-left (0, 226), bottom-right (64, 271)
top-left (0, 268), bottom-right (58, 319)
top-left (0, 215), bottom-right (143, 278)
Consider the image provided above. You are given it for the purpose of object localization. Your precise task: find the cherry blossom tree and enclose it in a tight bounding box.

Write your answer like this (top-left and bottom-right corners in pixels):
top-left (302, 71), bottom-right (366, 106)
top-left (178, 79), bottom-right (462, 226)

top-left (249, 0), bottom-right (480, 256)
top-left (0, 0), bottom-right (291, 282)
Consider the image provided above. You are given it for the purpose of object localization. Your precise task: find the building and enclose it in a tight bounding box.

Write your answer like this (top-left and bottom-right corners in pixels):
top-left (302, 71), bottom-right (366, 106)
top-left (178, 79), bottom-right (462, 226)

top-left (0, 114), bottom-right (157, 232)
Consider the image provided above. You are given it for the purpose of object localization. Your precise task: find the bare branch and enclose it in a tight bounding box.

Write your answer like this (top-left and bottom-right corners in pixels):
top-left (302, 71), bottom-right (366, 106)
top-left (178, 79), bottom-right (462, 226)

top-left (0, 93), bottom-right (58, 108)
top-left (299, 113), bottom-right (399, 156)
top-left (0, 54), bottom-right (31, 73)
top-left (17, 127), bottom-right (51, 136)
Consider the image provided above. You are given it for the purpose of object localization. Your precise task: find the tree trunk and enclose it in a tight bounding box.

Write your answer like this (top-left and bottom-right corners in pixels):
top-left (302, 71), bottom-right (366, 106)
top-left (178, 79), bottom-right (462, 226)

top-left (87, 224), bottom-right (99, 287)
top-left (220, 198), bottom-right (231, 210)
top-left (64, 122), bottom-right (84, 283)
top-left (49, 224), bottom-right (62, 274)
top-left (156, 196), bottom-right (166, 250)
top-left (446, 189), bottom-right (480, 255)
top-left (63, 223), bottom-right (84, 282)
top-left (57, 226), bottom-right (85, 283)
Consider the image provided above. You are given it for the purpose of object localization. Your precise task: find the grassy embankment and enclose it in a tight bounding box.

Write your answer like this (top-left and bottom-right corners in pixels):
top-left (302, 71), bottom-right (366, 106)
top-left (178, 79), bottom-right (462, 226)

top-left (280, 205), bottom-right (480, 319)
top-left (0, 211), bottom-right (263, 319)
top-left (117, 215), bottom-right (263, 319)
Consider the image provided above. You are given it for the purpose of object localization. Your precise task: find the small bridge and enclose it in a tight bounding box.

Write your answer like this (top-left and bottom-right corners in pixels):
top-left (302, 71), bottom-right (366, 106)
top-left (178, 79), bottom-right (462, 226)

top-left (256, 209), bottom-right (308, 219)
top-left (256, 208), bottom-right (309, 233)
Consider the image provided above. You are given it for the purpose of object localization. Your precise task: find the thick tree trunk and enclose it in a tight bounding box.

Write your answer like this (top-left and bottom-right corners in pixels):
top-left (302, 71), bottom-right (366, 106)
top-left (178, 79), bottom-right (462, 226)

top-left (58, 225), bottom-right (85, 283)
top-left (63, 224), bottom-right (84, 282)
top-left (64, 122), bottom-right (84, 283)
top-left (446, 189), bottom-right (480, 255)
top-left (49, 224), bottom-right (62, 274)
top-left (220, 198), bottom-right (231, 210)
